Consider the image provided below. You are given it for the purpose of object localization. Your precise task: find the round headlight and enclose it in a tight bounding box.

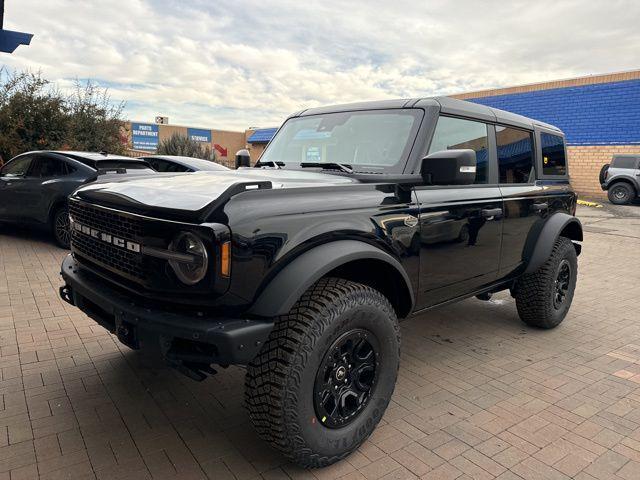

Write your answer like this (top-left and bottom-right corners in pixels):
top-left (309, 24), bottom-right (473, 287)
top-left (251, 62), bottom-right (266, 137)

top-left (169, 232), bottom-right (208, 285)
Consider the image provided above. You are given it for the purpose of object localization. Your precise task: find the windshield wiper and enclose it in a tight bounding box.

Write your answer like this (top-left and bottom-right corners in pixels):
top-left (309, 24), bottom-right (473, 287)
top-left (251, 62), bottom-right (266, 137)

top-left (300, 162), bottom-right (353, 174)
top-left (255, 160), bottom-right (284, 169)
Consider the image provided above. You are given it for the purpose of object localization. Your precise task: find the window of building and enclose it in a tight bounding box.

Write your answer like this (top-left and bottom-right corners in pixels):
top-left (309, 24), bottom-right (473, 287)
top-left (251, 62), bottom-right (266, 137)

top-left (541, 133), bottom-right (567, 176)
top-left (428, 116), bottom-right (489, 184)
top-left (496, 126), bottom-right (534, 183)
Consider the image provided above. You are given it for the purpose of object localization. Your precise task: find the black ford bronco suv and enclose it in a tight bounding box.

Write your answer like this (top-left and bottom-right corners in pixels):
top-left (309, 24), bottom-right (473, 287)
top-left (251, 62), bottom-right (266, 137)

top-left (59, 97), bottom-right (582, 467)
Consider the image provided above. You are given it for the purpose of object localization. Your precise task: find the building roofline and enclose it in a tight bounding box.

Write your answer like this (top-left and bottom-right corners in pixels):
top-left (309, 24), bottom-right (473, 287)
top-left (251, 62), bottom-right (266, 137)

top-left (127, 120), bottom-right (243, 135)
top-left (451, 69), bottom-right (640, 100)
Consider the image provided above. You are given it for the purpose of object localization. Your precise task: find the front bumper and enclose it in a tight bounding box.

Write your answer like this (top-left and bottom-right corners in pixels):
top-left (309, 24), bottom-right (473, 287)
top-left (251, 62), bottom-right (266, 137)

top-left (59, 254), bottom-right (272, 366)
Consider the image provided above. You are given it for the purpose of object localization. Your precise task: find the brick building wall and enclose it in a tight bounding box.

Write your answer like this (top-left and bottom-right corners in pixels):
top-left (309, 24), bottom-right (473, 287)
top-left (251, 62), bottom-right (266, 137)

top-left (452, 70), bottom-right (640, 199)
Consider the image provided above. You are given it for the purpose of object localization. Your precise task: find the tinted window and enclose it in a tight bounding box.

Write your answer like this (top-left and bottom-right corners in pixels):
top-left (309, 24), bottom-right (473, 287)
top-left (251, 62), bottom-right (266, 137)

top-left (1, 156), bottom-right (32, 177)
top-left (428, 116), bottom-right (489, 184)
top-left (611, 156), bottom-right (639, 169)
top-left (147, 159), bottom-right (162, 171)
top-left (541, 133), bottom-right (567, 176)
top-left (31, 158), bottom-right (68, 177)
top-left (496, 126), bottom-right (534, 183)
top-left (97, 161), bottom-right (154, 172)
top-left (148, 159), bottom-right (188, 172)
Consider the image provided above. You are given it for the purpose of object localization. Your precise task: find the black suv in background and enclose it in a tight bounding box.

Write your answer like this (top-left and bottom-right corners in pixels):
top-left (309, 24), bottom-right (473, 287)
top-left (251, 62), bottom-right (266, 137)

top-left (59, 98), bottom-right (582, 467)
top-left (600, 154), bottom-right (640, 204)
top-left (0, 151), bottom-right (154, 247)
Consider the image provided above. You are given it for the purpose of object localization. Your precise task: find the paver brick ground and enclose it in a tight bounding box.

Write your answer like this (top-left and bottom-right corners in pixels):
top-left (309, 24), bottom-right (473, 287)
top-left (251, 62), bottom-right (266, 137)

top-left (0, 203), bottom-right (639, 479)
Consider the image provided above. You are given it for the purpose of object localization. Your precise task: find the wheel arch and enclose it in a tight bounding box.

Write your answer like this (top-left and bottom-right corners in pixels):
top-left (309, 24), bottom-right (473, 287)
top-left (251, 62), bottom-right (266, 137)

top-left (608, 178), bottom-right (638, 194)
top-left (523, 212), bottom-right (582, 274)
top-left (248, 240), bottom-right (415, 319)
top-left (47, 197), bottom-right (69, 224)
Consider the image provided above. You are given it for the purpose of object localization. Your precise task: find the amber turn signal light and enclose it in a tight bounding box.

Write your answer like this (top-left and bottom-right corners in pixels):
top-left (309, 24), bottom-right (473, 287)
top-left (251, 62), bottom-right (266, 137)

top-left (220, 241), bottom-right (231, 277)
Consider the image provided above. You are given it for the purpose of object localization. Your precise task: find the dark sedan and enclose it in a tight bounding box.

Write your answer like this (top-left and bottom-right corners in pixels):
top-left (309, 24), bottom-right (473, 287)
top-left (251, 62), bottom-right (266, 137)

top-left (141, 155), bottom-right (230, 172)
top-left (0, 151), bottom-right (154, 248)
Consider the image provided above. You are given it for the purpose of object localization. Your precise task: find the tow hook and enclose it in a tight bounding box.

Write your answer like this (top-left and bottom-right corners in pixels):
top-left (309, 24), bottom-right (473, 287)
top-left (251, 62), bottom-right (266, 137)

top-left (59, 285), bottom-right (75, 306)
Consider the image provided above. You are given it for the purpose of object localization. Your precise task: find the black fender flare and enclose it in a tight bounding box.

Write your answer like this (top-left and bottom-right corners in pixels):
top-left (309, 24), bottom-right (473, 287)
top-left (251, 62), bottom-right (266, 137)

top-left (523, 212), bottom-right (583, 274)
top-left (248, 240), bottom-right (415, 318)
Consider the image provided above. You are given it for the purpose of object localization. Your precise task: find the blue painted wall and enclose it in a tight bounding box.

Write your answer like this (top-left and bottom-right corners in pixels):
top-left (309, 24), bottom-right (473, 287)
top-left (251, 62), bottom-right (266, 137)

top-left (468, 79), bottom-right (640, 146)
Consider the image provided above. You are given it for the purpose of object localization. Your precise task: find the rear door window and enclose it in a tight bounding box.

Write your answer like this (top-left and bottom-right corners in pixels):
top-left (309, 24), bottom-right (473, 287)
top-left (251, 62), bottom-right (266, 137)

top-left (541, 133), bottom-right (567, 176)
top-left (496, 126), bottom-right (535, 183)
top-left (31, 157), bottom-right (68, 177)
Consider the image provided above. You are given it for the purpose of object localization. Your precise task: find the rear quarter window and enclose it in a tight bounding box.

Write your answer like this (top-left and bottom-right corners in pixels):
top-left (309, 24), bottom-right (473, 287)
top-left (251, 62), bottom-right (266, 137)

top-left (611, 156), bottom-right (639, 169)
top-left (541, 133), bottom-right (567, 176)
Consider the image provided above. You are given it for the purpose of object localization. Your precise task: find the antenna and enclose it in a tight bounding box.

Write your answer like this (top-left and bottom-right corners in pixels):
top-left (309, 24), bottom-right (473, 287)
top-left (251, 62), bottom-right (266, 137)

top-left (1, 0), bottom-right (5, 30)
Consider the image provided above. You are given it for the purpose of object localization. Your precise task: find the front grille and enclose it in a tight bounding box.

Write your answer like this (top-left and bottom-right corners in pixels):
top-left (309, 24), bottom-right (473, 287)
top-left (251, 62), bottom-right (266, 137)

top-left (69, 201), bottom-right (145, 281)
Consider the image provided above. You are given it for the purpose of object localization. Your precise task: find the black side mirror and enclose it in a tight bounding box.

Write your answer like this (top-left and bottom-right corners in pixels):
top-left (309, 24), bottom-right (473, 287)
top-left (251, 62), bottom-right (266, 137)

top-left (421, 149), bottom-right (477, 185)
top-left (235, 149), bottom-right (251, 169)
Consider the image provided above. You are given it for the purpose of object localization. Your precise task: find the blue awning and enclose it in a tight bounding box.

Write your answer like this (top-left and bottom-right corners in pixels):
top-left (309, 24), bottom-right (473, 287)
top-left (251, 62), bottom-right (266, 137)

top-left (0, 29), bottom-right (33, 53)
top-left (247, 127), bottom-right (277, 144)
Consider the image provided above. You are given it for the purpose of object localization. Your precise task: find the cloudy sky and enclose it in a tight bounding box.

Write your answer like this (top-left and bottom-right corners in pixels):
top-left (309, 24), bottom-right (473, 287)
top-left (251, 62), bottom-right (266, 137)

top-left (3, 0), bottom-right (639, 130)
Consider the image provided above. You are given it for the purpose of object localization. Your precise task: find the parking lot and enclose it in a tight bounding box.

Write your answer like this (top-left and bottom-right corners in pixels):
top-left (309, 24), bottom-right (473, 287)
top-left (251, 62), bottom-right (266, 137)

top-left (0, 204), bottom-right (638, 480)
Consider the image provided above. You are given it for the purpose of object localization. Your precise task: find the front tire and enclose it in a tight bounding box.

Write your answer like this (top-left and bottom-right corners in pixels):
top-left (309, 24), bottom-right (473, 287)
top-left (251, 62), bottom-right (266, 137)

top-left (245, 277), bottom-right (400, 468)
top-left (514, 236), bottom-right (577, 329)
top-left (52, 206), bottom-right (71, 249)
top-left (608, 182), bottom-right (634, 205)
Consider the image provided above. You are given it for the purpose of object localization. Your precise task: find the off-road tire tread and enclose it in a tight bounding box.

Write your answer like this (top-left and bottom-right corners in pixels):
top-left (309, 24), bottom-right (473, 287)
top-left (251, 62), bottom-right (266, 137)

top-left (514, 236), bottom-right (576, 329)
top-left (245, 277), bottom-right (399, 468)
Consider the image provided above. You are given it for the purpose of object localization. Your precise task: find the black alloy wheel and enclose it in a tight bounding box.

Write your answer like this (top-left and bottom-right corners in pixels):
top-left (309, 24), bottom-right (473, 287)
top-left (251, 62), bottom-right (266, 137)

top-left (314, 329), bottom-right (379, 428)
top-left (552, 259), bottom-right (571, 309)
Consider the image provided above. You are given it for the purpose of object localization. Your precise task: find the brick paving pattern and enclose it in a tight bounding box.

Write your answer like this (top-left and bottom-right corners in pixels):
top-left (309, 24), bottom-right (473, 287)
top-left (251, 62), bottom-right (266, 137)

top-left (0, 204), bottom-right (639, 479)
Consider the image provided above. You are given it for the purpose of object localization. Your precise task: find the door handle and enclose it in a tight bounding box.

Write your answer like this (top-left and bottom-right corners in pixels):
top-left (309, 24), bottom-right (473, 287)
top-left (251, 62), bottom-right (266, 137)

top-left (531, 202), bottom-right (549, 212)
top-left (481, 208), bottom-right (502, 219)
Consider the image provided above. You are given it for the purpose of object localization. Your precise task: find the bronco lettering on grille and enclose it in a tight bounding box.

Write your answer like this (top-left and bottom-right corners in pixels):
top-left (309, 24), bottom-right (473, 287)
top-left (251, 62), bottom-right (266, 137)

top-left (71, 218), bottom-right (141, 253)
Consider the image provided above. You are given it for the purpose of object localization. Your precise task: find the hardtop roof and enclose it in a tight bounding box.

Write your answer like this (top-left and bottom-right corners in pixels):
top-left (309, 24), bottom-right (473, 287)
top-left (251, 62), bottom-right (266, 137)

top-left (297, 96), bottom-right (562, 134)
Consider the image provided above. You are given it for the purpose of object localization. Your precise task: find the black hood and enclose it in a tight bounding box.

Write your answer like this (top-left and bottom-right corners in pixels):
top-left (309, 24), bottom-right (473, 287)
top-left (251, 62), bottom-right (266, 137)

top-left (73, 168), bottom-right (357, 220)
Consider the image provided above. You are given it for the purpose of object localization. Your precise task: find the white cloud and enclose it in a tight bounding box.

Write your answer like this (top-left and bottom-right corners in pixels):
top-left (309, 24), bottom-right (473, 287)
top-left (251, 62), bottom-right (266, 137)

top-left (3, 0), bottom-right (639, 130)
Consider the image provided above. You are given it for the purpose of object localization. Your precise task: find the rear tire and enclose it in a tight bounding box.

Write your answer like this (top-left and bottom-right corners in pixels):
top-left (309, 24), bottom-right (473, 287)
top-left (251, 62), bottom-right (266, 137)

top-left (608, 182), bottom-right (634, 205)
top-left (514, 237), bottom-right (577, 329)
top-left (52, 206), bottom-right (71, 249)
top-left (245, 277), bottom-right (400, 468)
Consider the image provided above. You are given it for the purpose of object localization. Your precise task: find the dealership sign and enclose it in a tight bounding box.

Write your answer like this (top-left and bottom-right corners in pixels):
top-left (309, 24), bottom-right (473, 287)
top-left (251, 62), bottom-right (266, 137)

top-left (132, 123), bottom-right (159, 151)
top-left (188, 128), bottom-right (212, 143)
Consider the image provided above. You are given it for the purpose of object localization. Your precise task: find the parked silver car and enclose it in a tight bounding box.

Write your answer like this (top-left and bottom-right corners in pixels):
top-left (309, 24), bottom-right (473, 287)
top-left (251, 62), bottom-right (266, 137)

top-left (600, 155), bottom-right (640, 204)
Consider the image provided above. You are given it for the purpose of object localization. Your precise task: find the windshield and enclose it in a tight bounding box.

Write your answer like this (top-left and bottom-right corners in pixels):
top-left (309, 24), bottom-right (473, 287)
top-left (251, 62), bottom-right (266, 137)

top-left (259, 109), bottom-right (423, 172)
